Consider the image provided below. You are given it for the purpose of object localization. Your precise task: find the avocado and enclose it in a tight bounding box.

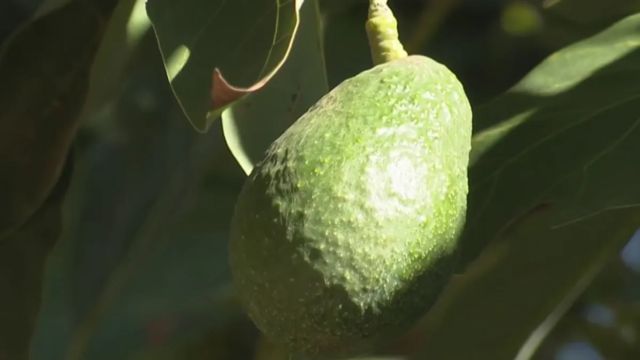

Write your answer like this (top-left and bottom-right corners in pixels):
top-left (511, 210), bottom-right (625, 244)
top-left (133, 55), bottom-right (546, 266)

top-left (229, 55), bottom-right (472, 357)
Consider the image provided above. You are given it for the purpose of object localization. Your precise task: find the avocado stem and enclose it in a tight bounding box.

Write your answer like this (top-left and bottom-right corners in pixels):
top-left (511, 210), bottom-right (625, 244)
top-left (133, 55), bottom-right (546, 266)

top-left (366, 0), bottom-right (408, 65)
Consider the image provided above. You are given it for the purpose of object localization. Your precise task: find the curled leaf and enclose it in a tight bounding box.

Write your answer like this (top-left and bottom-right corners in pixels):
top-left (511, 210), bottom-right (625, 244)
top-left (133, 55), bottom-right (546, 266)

top-left (148, 0), bottom-right (302, 132)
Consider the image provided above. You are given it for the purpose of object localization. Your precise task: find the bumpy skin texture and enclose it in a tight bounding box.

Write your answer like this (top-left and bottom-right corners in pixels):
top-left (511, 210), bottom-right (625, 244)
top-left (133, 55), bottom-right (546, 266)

top-left (230, 55), bottom-right (472, 357)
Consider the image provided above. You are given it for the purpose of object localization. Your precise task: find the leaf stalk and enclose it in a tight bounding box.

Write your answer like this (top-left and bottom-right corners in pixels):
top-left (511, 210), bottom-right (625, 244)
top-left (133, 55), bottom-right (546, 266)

top-left (366, 0), bottom-right (408, 65)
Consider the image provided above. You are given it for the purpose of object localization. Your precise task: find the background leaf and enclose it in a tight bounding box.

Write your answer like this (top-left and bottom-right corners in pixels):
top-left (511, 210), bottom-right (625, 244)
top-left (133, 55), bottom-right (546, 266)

top-left (0, 0), bottom-right (119, 237)
top-left (79, 0), bottom-right (151, 122)
top-left (414, 13), bottom-right (640, 360)
top-left (33, 0), bottom-right (73, 18)
top-left (31, 26), bottom-right (252, 360)
top-left (0, 158), bottom-right (71, 360)
top-left (221, 0), bottom-right (328, 174)
top-left (0, 1), bottom-right (119, 358)
top-left (147, 0), bottom-right (301, 132)
top-left (0, 0), bottom-right (44, 46)
top-left (544, 0), bottom-right (640, 26)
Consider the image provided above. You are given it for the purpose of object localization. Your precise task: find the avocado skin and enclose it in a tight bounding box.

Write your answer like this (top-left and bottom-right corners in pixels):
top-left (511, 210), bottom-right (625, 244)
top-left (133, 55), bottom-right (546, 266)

top-left (229, 55), bottom-right (472, 356)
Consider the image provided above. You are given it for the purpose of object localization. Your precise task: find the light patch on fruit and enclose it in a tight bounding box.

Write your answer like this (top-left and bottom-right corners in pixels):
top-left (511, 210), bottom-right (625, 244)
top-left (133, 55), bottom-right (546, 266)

top-left (365, 147), bottom-right (429, 221)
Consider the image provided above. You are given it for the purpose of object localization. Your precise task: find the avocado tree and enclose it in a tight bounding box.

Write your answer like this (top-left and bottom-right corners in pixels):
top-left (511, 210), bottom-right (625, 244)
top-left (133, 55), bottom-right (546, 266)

top-left (0, 0), bottom-right (639, 359)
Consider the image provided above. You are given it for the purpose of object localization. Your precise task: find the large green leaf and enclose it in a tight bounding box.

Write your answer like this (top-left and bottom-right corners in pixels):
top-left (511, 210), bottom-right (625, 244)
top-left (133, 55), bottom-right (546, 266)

top-left (0, 0), bottom-right (119, 237)
top-left (79, 0), bottom-right (151, 122)
top-left (221, 0), bottom-right (328, 174)
top-left (147, 0), bottom-right (302, 132)
top-left (0, 159), bottom-right (71, 360)
top-left (415, 13), bottom-right (640, 360)
top-left (544, 0), bottom-right (640, 25)
top-left (32, 29), bottom-right (250, 360)
top-left (33, 0), bottom-right (74, 18)
top-left (0, 1), bottom-right (119, 358)
top-left (0, 1), bottom-right (44, 47)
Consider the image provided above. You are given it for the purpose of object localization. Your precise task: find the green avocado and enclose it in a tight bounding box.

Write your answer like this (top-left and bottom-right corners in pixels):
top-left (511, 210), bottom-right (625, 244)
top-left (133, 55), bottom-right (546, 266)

top-left (229, 55), bottom-right (472, 357)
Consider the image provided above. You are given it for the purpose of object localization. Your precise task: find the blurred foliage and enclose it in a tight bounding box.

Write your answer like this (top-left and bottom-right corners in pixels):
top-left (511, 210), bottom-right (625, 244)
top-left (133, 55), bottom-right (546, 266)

top-left (0, 1), bottom-right (118, 359)
top-left (0, 0), bottom-right (639, 359)
top-left (31, 25), bottom-right (247, 359)
top-left (0, 158), bottom-right (70, 360)
top-left (0, 0), bottom-right (118, 236)
top-left (534, 234), bottom-right (640, 359)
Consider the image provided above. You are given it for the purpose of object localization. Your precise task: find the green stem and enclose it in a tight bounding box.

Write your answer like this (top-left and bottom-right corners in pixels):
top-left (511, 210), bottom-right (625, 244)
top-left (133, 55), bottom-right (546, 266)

top-left (366, 0), bottom-right (408, 65)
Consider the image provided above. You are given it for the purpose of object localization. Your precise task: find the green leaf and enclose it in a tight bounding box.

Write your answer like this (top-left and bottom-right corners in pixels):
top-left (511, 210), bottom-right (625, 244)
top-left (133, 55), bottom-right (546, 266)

top-left (0, 0), bottom-right (118, 357)
top-left (0, 0), bottom-right (119, 237)
top-left (544, 0), bottom-right (640, 25)
top-left (1, 0), bottom-right (99, 51)
top-left (0, 158), bottom-right (71, 360)
top-left (33, 0), bottom-right (74, 18)
top-left (80, 0), bottom-right (151, 122)
top-left (416, 208), bottom-right (639, 360)
top-left (32, 29), bottom-right (250, 360)
top-left (415, 13), bottom-right (640, 360)
top-left (221, 0), bottom-right (328, 174)
top-left (147, 0), bottom-right (302, 132)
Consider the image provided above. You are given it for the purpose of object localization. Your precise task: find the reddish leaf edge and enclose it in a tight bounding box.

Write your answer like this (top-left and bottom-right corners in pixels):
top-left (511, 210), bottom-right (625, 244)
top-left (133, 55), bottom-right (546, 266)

top-left (207, 0), bottom-right (301, 122)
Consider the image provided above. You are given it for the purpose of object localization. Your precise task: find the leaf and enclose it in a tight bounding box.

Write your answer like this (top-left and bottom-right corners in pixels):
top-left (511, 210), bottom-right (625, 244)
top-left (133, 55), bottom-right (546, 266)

top-left (79, 0), bottom-right (151, 122)
top-left (415, 13), bottom-right (640, 360)
top-left (0, 1), bottom-right (43, 48)
top-left (147, 0), bottom-right (302, 132)
top-left (1, 0), bottom-right (95, 51)
top-left (0, 0), bottom-right (119, 237)
top-left (416, 207), bottom-right (639, 360)
top-left (221, 0), bottom-right (328, 174)
top-left (543, 0), bottom-right (640, 25)
top-left (0, 0), bottom-right (118, 357)
top-left (0, 156), bottom-right (72, 360)
top-left (31, 29), bottom-right (250, 360)
top-left (33, 0), bottom-right (74, 18)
